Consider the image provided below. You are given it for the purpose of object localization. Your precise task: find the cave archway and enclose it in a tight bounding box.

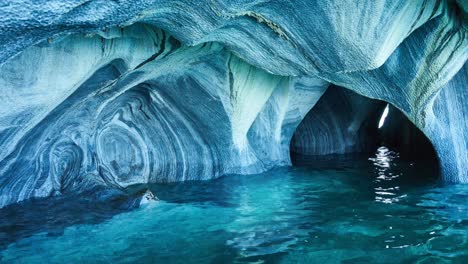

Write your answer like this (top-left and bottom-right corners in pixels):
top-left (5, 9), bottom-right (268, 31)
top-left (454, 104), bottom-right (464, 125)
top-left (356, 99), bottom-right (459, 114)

top-left (290, 85), bottom-right (439, 177)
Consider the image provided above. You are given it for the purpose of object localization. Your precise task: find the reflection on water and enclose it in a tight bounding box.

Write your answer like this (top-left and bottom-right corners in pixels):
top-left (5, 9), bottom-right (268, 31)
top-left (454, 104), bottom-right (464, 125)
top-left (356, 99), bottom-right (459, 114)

top-left (0, 151), bottom-right (467, 263)
top-left (369, 146), bottom-right (397, 171)
top-left (369, 146), bottom-right (406, 204)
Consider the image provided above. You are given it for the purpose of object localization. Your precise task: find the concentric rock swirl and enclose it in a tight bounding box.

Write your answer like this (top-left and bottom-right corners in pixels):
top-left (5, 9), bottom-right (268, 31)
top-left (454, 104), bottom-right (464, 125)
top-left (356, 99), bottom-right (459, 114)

top-left (0, 0), bottom-right (466, 207)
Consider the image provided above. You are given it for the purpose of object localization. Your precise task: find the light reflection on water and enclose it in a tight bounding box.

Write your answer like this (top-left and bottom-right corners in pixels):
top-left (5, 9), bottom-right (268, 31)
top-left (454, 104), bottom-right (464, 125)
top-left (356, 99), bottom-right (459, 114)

top-left (0, 149), bottom-right (467, 263)
top-left (369, 146), bottom-right (406, 204)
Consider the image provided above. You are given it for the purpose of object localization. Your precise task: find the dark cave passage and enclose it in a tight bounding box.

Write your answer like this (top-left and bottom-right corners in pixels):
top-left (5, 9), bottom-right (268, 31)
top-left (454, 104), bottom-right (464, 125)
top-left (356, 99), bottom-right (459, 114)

top-left (376, 104), bottom-right (438, 162)
top-left (290, 86), bottom-right (439, 171)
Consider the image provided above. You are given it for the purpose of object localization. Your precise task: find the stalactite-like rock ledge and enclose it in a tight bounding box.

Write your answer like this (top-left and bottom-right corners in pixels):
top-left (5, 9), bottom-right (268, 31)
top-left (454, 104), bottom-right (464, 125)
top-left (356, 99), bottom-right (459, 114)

top-left (0, 0), bottom-right (466, 207)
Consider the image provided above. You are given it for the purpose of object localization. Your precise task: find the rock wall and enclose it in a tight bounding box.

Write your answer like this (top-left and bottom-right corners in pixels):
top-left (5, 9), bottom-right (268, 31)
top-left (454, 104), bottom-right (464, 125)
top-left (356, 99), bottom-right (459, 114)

top-left (0, 0), bottom-right (466, 206)
top-left (0, 24), bottom-right (329, 207)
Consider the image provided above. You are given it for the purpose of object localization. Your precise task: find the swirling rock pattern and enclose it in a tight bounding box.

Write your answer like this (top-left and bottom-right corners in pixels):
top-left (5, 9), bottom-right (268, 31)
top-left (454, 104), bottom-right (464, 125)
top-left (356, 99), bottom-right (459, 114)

top-left (0, 0), bottom-right (466, 206)
top-left (0, 23), bottom-right (329, 207)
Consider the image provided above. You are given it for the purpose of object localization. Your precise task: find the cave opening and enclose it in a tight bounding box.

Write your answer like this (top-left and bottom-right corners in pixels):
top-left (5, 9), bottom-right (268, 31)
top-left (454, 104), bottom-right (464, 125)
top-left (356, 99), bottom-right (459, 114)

top-left (378, 104), bottom-right (389, 129)
top-left (290, 85), bottom-right (439, 180)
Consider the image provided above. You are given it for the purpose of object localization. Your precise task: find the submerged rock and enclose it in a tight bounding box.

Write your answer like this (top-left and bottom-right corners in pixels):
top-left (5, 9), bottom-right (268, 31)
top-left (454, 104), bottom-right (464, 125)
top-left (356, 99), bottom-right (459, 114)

top-left (0, 0), bottom-right (466, 207)
top-left (138, 189), bottom-right (159, 207)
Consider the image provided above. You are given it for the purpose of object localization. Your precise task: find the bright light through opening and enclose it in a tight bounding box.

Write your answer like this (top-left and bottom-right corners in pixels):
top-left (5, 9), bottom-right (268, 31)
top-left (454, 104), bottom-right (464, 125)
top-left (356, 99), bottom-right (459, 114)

top-left (378, 104), bottom-right (389, 129)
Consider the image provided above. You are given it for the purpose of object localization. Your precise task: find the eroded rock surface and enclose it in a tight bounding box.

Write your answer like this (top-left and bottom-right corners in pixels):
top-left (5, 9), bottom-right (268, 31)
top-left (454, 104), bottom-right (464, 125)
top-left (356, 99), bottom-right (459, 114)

top-left (0, 0), bottom-right (466, 207)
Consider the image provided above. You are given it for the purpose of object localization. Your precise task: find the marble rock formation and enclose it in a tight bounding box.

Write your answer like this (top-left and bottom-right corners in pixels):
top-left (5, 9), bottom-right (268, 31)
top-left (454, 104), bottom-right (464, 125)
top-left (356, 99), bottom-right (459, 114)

top-left (0, 0), bottom-right (466, 207)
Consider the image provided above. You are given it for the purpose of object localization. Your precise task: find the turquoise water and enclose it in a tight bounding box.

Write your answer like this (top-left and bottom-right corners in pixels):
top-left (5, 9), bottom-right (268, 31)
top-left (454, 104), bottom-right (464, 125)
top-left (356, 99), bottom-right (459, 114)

top-left (0, 147), bottom-right (467, 263)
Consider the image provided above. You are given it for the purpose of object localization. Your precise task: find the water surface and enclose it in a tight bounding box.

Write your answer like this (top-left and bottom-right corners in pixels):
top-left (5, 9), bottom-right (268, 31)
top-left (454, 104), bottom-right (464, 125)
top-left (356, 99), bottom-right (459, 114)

top-left (1, 147), bottom-right (467, 263)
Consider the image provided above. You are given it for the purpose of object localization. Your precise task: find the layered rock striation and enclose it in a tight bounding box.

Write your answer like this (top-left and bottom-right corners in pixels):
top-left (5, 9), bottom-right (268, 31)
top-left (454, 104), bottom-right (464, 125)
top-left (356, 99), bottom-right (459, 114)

top-left (0, 0), bottom-right (466, 207)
